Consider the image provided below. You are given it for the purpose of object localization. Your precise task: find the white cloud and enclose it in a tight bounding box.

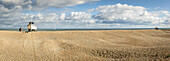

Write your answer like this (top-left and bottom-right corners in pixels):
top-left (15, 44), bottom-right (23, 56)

top-left (68, 12), bottom-right (91, 20)
top-left (0, 2), bottom-right (170, 28)
top-left (59, 13), bottom-right (66, 20)
top-left (160, 10), bottom-right (170, 16)
top-left (65, 12), bottom-right (95, 24)
top-left (0, 0), bottom-right (99, 28)
top-left (91, 3), bottom-right (170, 26)
top-left (13, 12), bottom-right (94, 28)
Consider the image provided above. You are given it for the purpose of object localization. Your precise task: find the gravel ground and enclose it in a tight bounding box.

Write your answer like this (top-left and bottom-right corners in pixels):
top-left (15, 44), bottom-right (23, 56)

top-left (0, 30), bottom-right (170, 61)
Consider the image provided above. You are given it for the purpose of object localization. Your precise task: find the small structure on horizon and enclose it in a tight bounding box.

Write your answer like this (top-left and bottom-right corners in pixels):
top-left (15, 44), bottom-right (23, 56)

top-left (155, 27), bottom-right (158, 30)
top-left (27, 22), bottom-right (37, 31)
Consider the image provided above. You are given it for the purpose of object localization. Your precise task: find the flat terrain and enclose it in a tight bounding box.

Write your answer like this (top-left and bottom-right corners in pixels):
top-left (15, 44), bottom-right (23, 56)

top-left (0, 30), bottom-right (170, 61)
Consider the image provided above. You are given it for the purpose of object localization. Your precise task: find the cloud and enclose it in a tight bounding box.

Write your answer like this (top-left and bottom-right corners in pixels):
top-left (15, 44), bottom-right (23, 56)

top-left (67, 12), bottom-right (91, 20)
top-left (159, 11), bottom-right (170, 16)
top-left (91, 3), bottom-right (168, 25)
top-left (0, 2), bottom-right (170, 28)
top-left (0, 0), bottom-right (100, 10)
top-left (0, 5), bottom-right (24, 28)
top-left (65, 12), bottom-right (95, 26)
top-left (0, 0), bottom-right (99, 28)
top-left (10, 12), bottom-right (94, 28)
top-left (0, 0), bottom-right (32, 9)
top-left (34, 0), bottom-right (99, 8)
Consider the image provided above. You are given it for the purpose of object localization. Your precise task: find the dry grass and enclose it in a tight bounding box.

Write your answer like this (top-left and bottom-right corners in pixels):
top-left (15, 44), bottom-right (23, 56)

top-left (0, 30), bottom-right (170, 61)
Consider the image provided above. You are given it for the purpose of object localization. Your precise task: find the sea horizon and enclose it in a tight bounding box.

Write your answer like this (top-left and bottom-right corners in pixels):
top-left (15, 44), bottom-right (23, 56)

top-left (0, 28), bottom-right (170, 31)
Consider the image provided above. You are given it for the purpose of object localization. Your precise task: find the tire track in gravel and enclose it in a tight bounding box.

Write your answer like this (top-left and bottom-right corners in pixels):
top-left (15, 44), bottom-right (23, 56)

top-left (30, 33), bottom-right (37, 61)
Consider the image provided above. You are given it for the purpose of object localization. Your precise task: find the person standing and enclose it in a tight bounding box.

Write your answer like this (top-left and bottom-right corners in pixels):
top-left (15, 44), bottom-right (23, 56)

top-left (19, 28), bottom-right (22, 32)
top-left (155, 27), bottom-right (158, 30)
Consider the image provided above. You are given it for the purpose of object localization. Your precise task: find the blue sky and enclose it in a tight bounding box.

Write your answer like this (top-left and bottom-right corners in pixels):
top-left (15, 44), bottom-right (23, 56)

top-left (23, 0), bottom-right (170, 15)
top-left (0, 0), bottom-right (170, 28)
top-left (60, 0), bottom-right (170, 12)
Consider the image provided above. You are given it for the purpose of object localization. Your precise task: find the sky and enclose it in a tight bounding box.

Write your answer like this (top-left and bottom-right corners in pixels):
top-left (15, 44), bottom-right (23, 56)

top-left (0, 0), bottom-right (170, 29)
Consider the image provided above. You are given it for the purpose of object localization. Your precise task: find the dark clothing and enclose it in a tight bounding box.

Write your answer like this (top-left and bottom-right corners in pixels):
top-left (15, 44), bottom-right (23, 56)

top-left (28, 29), bottom-right (31, 32)
top-left (155, 27), bottom-right (158, 30)
top-left (19, 28), bottom-right (22, 31)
